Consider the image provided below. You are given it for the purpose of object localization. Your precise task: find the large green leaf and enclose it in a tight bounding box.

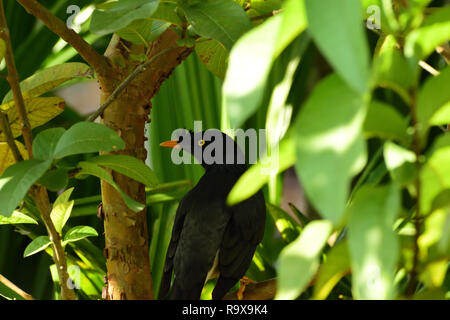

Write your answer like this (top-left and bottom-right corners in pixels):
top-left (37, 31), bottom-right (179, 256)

top-left (53, 122), bottom-right (125, 159)
top-left (63, 226), bottom-right (98, 246)
top-left (223, 0), bottom-right (307, 128)
top-left (180, 0), bottom-right (251, 52)
top-left (0, 159), bottom-right (52, 217)
top-left (294, 74), bottom-right (367, 225)
top-left (32, 127), bottom-right (65, 160)
top-left (275, 220), bottom-right (333, 300)
top-left (0, 97), bottom-right (65, 141)
top-left (116, 20), bottom-right (170, 45)
top-left (37, 168), bottom-right (69, 192)
top-left (23, 236), bottom-right (52, 257)
top-left (347, 184), bottom-right (400, 300)
top-left (0, 211), bottom-right (38, 225)
top-left (363, 101), bottom-right (410, 146)
top-left (417, 66), bottom-right (450, 142)
top-left (90, 0), bottom-right (160, 36)
top-left (305, 0), bottom-right (370, 93)
top-left (87, 154), bottom-right (158, 187)
top-left (76, 161), bottom-right (145, 213)
top-left (2, 63), bottom-right (92, 103)
top-left (405, 6), bottom-right (450, 61)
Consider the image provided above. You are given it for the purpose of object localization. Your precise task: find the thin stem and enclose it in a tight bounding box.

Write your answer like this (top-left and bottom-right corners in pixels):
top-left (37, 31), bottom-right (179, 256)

top-left (87, 46), bottom-right (176, 122)
top-left (0, 274), bottom-right (34, 300)
top-left (15, 0), bottom-right (110, 75)
top-left (406, 89), bottom-right (422, 298)
top-left (0, 0), bottom-right (33, 157)
top-left (30, 185), bottom-right (75, 300)
top-left (0, 113), bottom-right (23, 162)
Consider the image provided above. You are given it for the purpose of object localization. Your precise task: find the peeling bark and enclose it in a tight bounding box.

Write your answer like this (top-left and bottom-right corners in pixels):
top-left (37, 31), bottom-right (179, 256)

top-left (97, 29), bottom-right (192, 300)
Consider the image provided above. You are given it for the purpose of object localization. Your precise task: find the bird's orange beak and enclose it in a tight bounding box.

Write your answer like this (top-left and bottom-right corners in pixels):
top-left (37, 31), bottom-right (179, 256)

top-left (160, 140), bottom-right (179, 148)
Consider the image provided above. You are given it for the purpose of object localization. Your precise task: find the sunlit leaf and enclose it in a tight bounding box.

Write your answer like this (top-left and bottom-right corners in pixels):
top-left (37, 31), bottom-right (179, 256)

top-left (2, 63), bottom-right (92, 103)
top-left (347, 184), bottom-right (400, 300)
top-left (0, 97), bottom-right (65, 141)
top-left (294, 74), bottom-right (367, 225)
top-left (23, 236), bottom-right (51, 257)
top-left (63, 226), bottom-right (98, 245)
top-left (266, 203), bottom-right (301, 243)
top-left (32, 127), bottom-right (65, 161)
top-left (51, 188), bottom-right (75, 234)
top-left (305, 0), bottom-right (370, 93)
top-left (0, 211), bottom-right (38, 225)
top-left (383, 141), bottom-right (416, 186)
top-left (195, 39), bottom-right (228, 79)
top-left (275, 220), bottom-right (333, 300)
top-left (0, 141), bottom-right (28, 176)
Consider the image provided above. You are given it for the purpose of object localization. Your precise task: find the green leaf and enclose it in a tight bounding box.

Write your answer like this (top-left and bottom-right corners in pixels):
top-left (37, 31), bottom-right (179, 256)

top-left (116, 20), bottom-right (170, 45)
top-left (0, 159), bottom-right (52, 217)
top-left (63, 226), bottom-right (98, 245)
top-left (180, 0), bottom-right (251, 52)
top-left (90, 0), bottom-right (160, 36)
top-left (363, 101), bottom-right (410, 146)
top-left (347, 184), bottom-right (400, 300)
top-left (0, 210), bottom-right (38, 225)
top-left (51, 197), bottom-right (75, 235)
top-left (421, 144), bottom-right (450, 214)
top-left (275, 220), bottom-right (333, 300)
top-left (305, 0), bottom-right (370, 93)
top-left (23, 236), bottom-right (51, 257)
top-left (195, 39), bottom-right (228, 79)
top-left (0, 280), bottom-right (26, 300)
top-left (227, 137), bottom-right (295, 205)
top-left (53, 122), bottom-right (125, 159)
top-left (87, 154), bottom-right (158, 187)
top-left (151, 2), bottom-right (183, 26)
top-left (313, 241), bottom-right (350, 300)
top-left (419, 207), bottom-right (450, 262)
top-left (294, 74), bottom-right (367, 225)
top-left (383, 141), bottom-right (416, 186)
top-left (2, 63), bottom-right (92, 103)
top-left (429, 101), bottom-right (450, 126)
top-left (417, 66), bottom-right (450, 142)
top-left (76, 161), bottom-right (145, 212)
top-left (32, 127), bottom-right (65, 160)
top-left (266, 203), bottom-right (302, 243)
top-left (37, 168), bottom-right (69, 192)
top-left (373, 35), bottom-right (416, 103)
top-left (54, 187), bottom-right (75, 206)
top-left (0, 97), bottom-right (65, 141)
top-left (405, 6), bottom-right (450, 61)
top-left (223, 0), bottom-right (307, 128)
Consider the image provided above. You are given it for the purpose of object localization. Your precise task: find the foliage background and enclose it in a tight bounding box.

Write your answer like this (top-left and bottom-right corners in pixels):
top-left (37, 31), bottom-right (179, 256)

top-left (0, 0), bottom-right (449, 300)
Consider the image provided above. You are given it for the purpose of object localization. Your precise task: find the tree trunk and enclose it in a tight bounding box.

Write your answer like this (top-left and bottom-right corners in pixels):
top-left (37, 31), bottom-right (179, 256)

top-left (97, 30), bottom-right (192, 300)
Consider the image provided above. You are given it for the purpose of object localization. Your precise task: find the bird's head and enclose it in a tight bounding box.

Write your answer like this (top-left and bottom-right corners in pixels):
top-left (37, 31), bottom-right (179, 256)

top-left (160, 129), bottom-right (246, 171)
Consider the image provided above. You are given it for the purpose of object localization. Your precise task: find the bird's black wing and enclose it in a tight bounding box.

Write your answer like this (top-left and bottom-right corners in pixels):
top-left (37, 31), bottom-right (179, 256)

top-left (212, 191), bottom-right (266, 299)
top-left (159, 194), bottom-right (190, 299)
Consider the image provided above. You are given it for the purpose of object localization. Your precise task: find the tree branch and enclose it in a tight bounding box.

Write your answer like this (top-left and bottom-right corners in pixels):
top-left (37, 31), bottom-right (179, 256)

top-left (0, 0), bottom-right (33, 156)
top-left (87, 46), bottom-right (176, 122)
top-left (0, 274), bottom-right (34, 300)
top-left (223, 279), bottom-right (277, 300)
top-left (0, 113), bottom-right (23, 162)
top-left (15, 0), bottom-right (110, 75)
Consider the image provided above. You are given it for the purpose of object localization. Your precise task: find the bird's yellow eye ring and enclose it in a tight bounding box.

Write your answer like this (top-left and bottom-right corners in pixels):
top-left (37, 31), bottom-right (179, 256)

top-left (198, 139), bottom-right (205, 146)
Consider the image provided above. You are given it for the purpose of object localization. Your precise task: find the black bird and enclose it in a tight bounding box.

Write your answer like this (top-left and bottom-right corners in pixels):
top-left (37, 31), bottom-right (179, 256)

top-left (159, 129), bottom-right (266, 300)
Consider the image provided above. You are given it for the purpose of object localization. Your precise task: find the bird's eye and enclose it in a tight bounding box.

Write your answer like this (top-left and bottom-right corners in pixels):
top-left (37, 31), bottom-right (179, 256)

top-left (198, 139), bottom-right (205, 146)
